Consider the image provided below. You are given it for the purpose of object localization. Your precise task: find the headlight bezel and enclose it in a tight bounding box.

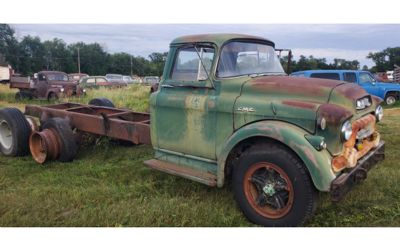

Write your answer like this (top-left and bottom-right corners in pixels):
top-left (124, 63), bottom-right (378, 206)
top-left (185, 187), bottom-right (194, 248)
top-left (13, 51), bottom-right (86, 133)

top-left (341, 120), bottom-right (353, 141)
top-left (375, 105), bottom-right (383, 122)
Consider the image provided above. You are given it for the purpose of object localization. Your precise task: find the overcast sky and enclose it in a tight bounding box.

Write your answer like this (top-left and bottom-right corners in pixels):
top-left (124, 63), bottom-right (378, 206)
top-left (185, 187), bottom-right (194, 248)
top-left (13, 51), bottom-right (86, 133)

top-left (11, 24), bottom-right (400, 67)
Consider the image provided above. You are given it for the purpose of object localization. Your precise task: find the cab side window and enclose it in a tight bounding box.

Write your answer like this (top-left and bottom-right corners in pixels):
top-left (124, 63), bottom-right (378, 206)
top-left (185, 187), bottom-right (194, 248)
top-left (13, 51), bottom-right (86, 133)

top-left (171, 46), bottom-right (214, 82)
top-left (310, 73), bottom-right (340, 80)
top-left (343, 72), bottom-right (357, 83)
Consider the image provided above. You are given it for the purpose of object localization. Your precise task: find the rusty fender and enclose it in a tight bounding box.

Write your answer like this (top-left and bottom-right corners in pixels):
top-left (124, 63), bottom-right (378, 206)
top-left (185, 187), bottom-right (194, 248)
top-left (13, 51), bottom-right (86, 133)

top-left (217, 120), bottom-right (336, 191)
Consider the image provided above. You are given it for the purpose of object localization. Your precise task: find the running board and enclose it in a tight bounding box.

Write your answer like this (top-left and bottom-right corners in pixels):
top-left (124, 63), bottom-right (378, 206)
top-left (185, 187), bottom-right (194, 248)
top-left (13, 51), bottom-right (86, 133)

top-left (144, 159), bottom-right (217, 186)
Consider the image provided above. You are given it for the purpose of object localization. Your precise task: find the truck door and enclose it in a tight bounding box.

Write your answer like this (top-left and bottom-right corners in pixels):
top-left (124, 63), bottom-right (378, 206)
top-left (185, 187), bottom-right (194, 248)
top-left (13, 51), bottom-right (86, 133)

top-left (358, 72), bottom-right (381, 97)
top-left (152, 45), bottom-right (217, 160)
top-left (36, 73), bottom-right (48, 98)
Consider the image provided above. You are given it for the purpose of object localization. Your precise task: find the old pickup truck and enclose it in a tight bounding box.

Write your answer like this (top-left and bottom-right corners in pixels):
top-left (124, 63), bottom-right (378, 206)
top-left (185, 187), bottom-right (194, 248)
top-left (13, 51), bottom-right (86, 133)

top-left (0, 34), bottom-right (385, 226)
top-left (10, 71), bottom-right (85, 100)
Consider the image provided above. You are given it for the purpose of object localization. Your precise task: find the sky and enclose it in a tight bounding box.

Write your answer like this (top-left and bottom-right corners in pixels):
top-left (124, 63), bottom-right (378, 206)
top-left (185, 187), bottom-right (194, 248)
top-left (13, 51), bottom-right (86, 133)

top-left (11, 24), bottom-right (400, 68)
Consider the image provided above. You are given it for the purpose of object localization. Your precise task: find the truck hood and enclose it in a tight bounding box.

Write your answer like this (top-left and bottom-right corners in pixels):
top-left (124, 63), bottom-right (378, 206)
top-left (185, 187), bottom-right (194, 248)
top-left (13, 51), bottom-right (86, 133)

top-left (48, 80), bottom-right (77, 87)
top-left (247, 75), bottom-right (342, 103)
top-left (235, 75), bottom-right (372, 134)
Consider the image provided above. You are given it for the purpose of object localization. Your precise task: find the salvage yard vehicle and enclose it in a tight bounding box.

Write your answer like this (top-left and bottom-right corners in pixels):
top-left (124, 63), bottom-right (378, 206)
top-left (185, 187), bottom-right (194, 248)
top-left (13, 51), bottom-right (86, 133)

top-left (79, 76), bottom-right (127, 89)
top-left (0, 34), bottom-right (386, 227)
top-left (10, 71), bottom-right (85, 101)
top-left (291, 70), bottom-right (400, 105)
top-left (0, 63), bottom-right (13, 83)
top-left (68, 73), bottom-right (89, 82)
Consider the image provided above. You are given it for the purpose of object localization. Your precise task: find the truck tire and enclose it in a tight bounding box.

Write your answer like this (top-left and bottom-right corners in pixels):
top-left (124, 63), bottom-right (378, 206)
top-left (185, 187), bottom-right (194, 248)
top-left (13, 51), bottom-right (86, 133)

top-left (233, 142), bottom-right (317, 227)
top-left (88, 98), bottom-right (115, 108)
top-left (384, 94), bottom-right (396, 105)
top-left (41, 118), bottom-right (78, 162)
top-left (0, 108), bottom-right (31, 156)
top-left (48, 92), bottom-right (58, 101)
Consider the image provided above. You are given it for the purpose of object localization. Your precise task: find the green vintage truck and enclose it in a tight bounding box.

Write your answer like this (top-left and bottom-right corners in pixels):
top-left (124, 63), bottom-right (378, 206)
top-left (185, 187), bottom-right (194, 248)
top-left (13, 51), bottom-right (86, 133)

top-left (0, 34), bottom-right (385, 226)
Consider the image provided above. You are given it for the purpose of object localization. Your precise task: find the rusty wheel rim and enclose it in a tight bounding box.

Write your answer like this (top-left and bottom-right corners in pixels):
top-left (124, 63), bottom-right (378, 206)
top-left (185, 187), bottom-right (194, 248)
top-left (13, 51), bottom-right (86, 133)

top-left (243, 162), bottom-right (294, 219)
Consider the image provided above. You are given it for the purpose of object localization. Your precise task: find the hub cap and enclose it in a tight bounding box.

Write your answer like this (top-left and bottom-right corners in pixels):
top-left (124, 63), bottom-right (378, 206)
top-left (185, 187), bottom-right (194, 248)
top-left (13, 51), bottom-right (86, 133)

top-left (0, 120), bottom-right (12, 150)
top-left (243, 162), bottom-right (294, 219)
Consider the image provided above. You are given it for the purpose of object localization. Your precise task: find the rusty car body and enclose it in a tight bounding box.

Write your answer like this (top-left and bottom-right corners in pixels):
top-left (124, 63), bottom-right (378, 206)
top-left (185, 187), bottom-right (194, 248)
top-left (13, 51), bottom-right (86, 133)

top-left (0, 34), bottom-right (385, 227)
top-left (10, 71), bottom-right (85, 100)
top-left (79, 76), bottom-right (127, 89)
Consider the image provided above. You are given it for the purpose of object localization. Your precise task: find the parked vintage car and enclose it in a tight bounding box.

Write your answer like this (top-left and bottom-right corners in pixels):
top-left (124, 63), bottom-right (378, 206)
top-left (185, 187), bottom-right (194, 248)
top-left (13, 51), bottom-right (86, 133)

top-left (68, 73), bottom-right (89, 82)
top-left (10, 71), bottom-right (85, 100)
top-left (291, 70), bottom-right (400, 105)
top-left (79, 76), bottom-right (127, 88)
top-left (143, 76), bottom-right (160, 93)
top-left (122, 75), bottom-right (135, 84)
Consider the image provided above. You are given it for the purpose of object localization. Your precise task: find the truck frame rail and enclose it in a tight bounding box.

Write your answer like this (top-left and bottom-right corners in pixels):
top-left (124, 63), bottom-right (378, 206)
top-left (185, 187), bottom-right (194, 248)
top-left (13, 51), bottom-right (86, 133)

top-left (25, 102), bottom-right (151, 145)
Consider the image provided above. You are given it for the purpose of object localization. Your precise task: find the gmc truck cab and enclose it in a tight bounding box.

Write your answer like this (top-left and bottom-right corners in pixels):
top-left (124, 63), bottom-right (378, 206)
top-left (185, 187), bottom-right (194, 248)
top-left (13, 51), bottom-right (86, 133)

top-left (148, 34), bottom-right (385, 226)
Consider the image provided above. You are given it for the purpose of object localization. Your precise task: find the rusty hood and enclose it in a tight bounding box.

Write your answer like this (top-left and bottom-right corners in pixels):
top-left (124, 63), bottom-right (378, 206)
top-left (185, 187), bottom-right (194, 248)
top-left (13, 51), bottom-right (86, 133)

top-left (48, 80), bottom-right (78, 88)
top-left (246, 75), bottom-right (344, 103)
top-left (234, 75), bottom-right (369, 133)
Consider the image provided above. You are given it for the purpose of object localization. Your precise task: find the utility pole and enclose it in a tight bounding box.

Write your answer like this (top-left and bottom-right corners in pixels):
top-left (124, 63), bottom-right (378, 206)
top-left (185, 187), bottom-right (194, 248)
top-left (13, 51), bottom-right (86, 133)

top-left (77, 47), bottom-right (81, 74)
top-left (130, 55), bottom-right (133, 76)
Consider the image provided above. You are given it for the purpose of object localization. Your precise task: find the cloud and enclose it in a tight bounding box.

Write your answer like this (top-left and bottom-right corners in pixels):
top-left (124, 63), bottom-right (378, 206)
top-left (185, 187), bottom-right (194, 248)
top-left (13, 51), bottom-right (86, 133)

top-left (11, 24), bottom-right (400, 67)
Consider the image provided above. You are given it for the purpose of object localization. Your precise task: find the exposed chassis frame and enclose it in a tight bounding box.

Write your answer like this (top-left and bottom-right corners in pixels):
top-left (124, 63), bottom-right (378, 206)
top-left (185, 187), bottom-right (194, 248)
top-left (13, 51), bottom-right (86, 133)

top-left (25, 102), bottom-right (151, 145)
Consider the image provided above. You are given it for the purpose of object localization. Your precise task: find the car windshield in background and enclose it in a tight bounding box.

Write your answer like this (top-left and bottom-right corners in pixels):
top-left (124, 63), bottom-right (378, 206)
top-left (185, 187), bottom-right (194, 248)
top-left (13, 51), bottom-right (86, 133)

top-left (106, 74), bottom-right (123, 80)
top-left (217, 41), bottom-right (285, 78)
top-left (359, 72), bottom-right (377, 83)
top-left (47, 73), bottom-right (69, 81)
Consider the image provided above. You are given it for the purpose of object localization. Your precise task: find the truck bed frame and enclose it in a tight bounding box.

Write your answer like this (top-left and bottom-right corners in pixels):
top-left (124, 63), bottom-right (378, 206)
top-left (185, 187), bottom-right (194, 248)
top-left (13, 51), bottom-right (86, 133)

top-left (25, 102), bottom-right (151, 145)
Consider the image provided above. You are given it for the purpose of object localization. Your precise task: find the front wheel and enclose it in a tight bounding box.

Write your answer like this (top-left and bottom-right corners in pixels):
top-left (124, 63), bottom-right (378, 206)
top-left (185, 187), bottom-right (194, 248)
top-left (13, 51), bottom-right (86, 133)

top-left (385, 94), bottom-right (396, 105)
top-left (233, 142), bottom-right (317, 227)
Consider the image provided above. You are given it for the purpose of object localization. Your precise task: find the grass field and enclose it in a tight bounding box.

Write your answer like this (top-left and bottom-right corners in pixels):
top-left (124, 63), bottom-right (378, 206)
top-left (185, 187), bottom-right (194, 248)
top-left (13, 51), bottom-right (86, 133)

top-left (0, 83), bottom-right (399, 227)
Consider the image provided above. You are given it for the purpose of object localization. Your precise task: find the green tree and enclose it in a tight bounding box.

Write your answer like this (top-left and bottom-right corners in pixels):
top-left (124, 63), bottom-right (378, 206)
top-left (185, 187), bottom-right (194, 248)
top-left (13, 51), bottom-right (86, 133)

top-left (18, 35), bottom-right (46, 75)
top-left (149, 52), bottom-right (168, 76)
top-left (367, 47), bottom-right (400, 72)
top-left (43, 38), bottom-right (74, 72)
top-left (0, 24), bottom-right (20, 70)
top-left (69, 42), bottom-right (109, 75)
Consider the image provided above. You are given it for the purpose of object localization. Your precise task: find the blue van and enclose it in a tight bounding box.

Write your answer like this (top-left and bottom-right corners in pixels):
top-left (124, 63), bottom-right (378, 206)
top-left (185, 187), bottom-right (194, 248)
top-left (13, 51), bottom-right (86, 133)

top-left (290, 70), bottom-right (400, 105)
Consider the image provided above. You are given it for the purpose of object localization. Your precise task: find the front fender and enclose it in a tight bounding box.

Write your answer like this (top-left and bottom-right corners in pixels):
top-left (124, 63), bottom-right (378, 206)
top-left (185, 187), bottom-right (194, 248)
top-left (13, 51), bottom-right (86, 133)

top-left (217, 120), bottom-right (336, 191)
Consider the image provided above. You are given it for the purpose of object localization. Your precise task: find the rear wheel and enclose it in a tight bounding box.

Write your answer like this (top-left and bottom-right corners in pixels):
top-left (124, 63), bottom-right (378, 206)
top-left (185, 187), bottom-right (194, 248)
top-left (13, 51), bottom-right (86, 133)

top-left (41, 118), bottom-right (78, 162)
top-left (233, 142), bottom-right (317, 227)
top-left (0, 108), bottom-right (31, 156)
top-left (48, 92), bottom-right (58, 101)
top-left (88, 98), bottom-right (115, 108)
top-left (385, 94), bottom-right (396, 105)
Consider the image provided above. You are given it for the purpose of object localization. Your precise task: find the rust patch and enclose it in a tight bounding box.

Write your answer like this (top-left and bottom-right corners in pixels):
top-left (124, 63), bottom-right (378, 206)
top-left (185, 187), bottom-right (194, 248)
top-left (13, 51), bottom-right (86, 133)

top-left (282, 100), bottom-right (318, 110)
top-left (332, 114), bottom-right (378, 172)
top-left (249, 76), bottom-right (340, 97)
top-left (318, 103), bottom-right (352, 126)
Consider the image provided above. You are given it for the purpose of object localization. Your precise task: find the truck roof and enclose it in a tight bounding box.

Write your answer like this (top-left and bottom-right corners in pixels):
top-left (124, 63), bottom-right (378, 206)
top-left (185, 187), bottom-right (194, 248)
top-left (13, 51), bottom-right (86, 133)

top-left (170, 33), bottom-right (275, 47)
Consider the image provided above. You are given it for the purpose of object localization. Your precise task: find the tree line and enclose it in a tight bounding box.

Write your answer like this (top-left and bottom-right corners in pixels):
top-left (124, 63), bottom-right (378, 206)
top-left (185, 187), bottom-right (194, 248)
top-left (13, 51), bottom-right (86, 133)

top-left (1, 24), bottom-right (400, 76)
top-left (0, 24), bottom-right (167, 76)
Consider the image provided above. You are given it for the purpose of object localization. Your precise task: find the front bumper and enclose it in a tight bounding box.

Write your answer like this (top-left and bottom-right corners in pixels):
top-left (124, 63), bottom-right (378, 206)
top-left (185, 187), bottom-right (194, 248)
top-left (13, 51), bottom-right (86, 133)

top-left (330, 141), bottom-right (385, 202)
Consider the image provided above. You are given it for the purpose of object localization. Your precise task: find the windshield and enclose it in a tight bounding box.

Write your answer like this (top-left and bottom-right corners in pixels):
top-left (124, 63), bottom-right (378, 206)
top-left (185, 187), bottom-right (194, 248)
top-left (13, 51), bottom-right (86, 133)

top-left (46, 73), bottom-right (69, 81)
top-left (359, 72), bottom-right (376, 84)
top-left (217, 41), bottom-right (285, 78)
top-left (106, 74), bottom-right (123, 80)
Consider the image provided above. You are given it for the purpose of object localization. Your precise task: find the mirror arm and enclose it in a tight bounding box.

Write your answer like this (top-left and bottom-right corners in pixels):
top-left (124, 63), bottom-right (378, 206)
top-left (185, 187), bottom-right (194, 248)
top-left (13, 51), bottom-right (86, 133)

top-left (194, 46), bottom-right (215, 89)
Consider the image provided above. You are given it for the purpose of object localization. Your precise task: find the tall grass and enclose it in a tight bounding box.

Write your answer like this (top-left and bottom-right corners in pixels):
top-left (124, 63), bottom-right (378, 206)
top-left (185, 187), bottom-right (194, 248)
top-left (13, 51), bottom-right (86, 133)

top-left (0, 83), bottom-right (400, 226)
top-left (0, 84), bottom-right (151, 112)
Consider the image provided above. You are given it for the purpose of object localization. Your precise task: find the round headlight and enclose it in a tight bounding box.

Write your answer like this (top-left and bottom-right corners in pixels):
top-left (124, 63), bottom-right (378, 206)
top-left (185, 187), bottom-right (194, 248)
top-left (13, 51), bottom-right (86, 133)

top-left (375, 105), bottom-right (383, 122)
top-left (341, 120), bottom-right (353, 141)
top-left (60, 88), bottom-right (64, 92)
